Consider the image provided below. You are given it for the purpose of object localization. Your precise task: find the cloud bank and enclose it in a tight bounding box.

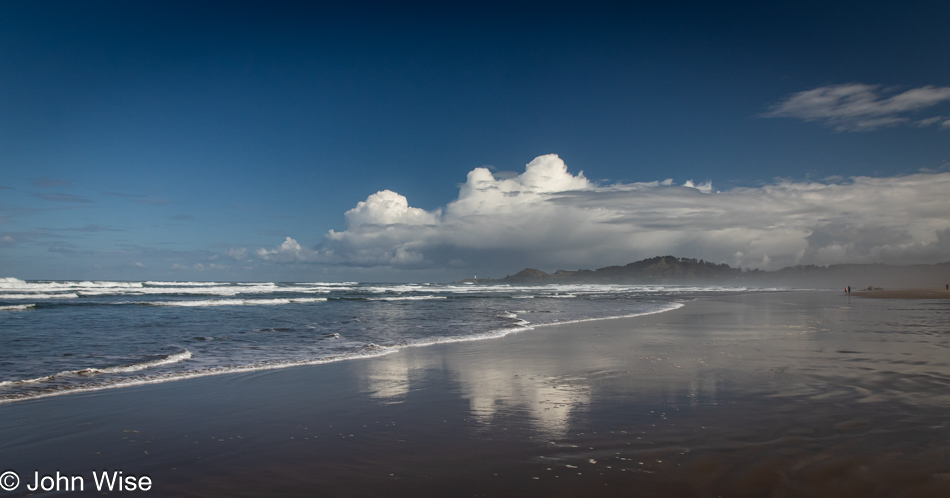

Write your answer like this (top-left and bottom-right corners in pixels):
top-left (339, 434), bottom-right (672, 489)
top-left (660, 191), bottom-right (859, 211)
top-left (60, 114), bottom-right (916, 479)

top-left (255, 154), bottom-right (950, 273)
top-left (764, 83), bottom-right (950, 131)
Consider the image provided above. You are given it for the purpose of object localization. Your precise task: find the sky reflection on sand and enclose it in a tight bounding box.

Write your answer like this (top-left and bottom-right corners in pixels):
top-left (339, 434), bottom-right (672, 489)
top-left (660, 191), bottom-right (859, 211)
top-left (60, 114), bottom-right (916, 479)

top-left (352, 291), bottom-right (950, 444)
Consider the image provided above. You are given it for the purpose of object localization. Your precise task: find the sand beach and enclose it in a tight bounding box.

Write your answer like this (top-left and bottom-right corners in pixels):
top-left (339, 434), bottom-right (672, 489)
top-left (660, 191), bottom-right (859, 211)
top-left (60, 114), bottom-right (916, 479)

top-left (1, 290), bottom-right (949, 497)
top-left (854, 288), bottom-right (950, 299)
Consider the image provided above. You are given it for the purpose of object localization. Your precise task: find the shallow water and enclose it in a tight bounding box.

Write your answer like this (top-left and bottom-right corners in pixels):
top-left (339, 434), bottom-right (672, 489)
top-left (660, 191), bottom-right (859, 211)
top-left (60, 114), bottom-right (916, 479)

top-left (0, 278), bottom-right (761, 402)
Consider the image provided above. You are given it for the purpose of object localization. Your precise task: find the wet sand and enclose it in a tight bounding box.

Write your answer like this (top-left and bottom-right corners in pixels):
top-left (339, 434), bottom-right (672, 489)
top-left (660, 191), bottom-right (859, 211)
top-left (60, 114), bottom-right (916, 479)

top-left (1, 291), bottom-right (949, 497)
top-left (854, 288), bottom-right (950, 299)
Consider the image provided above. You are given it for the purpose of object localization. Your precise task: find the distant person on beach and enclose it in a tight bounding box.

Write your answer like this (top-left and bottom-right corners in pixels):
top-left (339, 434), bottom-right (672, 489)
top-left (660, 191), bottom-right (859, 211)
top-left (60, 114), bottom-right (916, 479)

top-left (847, 286), bottom-right (851, 294)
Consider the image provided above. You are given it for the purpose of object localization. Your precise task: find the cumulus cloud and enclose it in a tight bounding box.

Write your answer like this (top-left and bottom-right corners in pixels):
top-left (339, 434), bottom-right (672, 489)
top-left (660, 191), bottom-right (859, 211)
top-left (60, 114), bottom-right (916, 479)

top-left (258, 154), bottom-right (950, 273)
top-left (256, 236), bottom-right (322, 263)
top-left (344, 189), bottom-right (440, 227)
top-left (763, 83), bottom-right (950, 131)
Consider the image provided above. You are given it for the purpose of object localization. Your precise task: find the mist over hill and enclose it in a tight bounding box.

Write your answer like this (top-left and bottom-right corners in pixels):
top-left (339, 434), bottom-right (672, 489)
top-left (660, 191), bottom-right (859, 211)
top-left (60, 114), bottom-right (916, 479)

top-left (469, 256), bottom-right (950, 290)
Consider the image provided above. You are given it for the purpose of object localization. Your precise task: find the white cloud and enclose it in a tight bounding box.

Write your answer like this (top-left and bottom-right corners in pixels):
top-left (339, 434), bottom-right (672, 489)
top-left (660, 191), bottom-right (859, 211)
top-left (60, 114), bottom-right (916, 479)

top-left (227, 247), bottom-right (249, 261)
top-left (256, 236), bottom-right (324, 263)
top-left (682, 179), bottom-right (712, 193)
top-left (344, 189), bottom-right (440, 227)
top-left (763, 83), bottom-right (950, 131)
top-left (258, 154), bottom-right (950, 273)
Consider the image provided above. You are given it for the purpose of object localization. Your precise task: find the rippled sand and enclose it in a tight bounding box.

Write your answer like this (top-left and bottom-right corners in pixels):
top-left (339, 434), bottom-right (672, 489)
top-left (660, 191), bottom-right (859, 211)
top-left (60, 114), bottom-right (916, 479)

top-left (1, 291), bottom-right (948, 497)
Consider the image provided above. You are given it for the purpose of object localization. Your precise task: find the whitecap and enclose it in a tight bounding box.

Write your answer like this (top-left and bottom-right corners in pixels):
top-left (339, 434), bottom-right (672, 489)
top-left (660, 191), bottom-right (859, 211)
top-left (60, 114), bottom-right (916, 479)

top-left (366, 295), bottom-right (447, 301)
top-left (0, 304), bottom-right (35, 311)
top-left (0, 293), bottom-right (78, 299)
top-left (152, 297), bottom-right (328, 307)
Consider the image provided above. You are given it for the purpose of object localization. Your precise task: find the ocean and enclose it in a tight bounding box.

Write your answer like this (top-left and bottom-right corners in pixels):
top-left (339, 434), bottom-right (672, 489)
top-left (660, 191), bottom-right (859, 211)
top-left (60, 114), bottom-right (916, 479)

top-left (0, 278), bottom-right (770, 403)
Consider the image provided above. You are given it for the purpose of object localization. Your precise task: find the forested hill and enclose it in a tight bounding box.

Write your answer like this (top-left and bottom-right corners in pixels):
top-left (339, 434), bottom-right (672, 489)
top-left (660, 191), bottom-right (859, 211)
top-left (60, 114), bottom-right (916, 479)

top-left (467, 256), bottom-right (950, 289)
top-left (501, 256), bottom-right (738, 284)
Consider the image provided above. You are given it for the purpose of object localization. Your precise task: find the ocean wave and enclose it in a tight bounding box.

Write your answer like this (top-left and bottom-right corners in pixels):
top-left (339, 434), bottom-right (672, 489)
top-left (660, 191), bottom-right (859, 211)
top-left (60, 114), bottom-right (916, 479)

top-left (0, 349), bottom-right (193, 387)
top-left (535, 302), bottom-right (686, 327)
top-left (0, 279), bottom-right (143, 290)
top-left (0, 346), bottom-right (397, 404)
top-left (144, 281), bottom-right (230, 287)
top-left (401, 324), bottom-right (536, 347)
top-left (0, 299), bottom-right (692, 405)
top-left (78, 285), bottom-right (280, 297)
top-left (296, 281), bottom-right (359, 286)
top-left (0, 303), bottom-right (35, 311)
top-left (150, 297), bottom-right (328, 307)
top-left (366, 295), bottom-right (448, 301)
top-left (82, 350), bottom-right (193, 374)
top-left (361, 284), bottom-right (427, 294)
top-left (0, 292), bottom-right (78, 299)
top-left (77, 284), bottom-right (336, 297)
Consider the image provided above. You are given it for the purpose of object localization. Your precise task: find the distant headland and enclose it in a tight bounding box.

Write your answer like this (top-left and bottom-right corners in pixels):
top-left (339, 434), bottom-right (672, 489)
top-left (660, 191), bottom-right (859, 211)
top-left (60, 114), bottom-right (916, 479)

top-left (460, 256), bottom-right (950, 290)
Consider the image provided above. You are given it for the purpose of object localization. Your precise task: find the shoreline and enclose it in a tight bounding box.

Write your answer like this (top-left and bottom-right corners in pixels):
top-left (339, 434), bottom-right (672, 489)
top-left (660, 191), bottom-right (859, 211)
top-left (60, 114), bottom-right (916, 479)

top-left (2, 290), bottom-right (949, 496)
top-left (0, 301), bottom-right (687, 406)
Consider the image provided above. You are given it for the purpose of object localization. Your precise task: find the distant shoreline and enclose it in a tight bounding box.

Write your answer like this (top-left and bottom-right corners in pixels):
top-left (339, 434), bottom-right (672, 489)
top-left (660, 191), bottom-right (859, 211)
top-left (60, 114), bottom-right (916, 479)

top-left (854, 288), bottom-right (950, 299)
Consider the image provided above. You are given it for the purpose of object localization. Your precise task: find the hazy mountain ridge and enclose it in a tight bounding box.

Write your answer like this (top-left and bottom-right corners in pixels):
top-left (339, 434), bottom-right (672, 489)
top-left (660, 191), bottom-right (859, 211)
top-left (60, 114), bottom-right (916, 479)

top-left (471, 256), bottom-right (950, 289)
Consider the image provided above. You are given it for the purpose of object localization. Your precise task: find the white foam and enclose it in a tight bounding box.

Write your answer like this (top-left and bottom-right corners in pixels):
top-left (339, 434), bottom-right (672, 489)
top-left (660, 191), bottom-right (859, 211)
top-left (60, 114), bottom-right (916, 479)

top-left (295, 282), bottom-right (359, 286)
top-left (152, 297), bottom-right (328, 307)
top-left (0, 279), bottom-right (142, 290)
top-left (0, 293), bottom-right (78, 299)
top-left (78, 283), bottom-right (336, 297)
top-left (399, 302), bottom-right (686, 349)
top-left (144, 281), bottom-right (229, 287)
top-left (366, 295), bottom-right (447, 301)
top-left (0, 350), bottom-right (193, 387)
top-left (82, 350), bottom-right (193, 374)
top-left (0, 346), bottom-right (399, 405)
top-left (535, 302), bottom-right (686, 328)
top-left (0, 304), bottom-right (34, 311)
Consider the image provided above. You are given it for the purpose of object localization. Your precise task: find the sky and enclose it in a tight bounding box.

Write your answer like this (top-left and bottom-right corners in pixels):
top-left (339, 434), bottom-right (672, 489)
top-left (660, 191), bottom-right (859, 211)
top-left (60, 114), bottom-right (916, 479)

top-left (1, 0), bottom-right (949, 282)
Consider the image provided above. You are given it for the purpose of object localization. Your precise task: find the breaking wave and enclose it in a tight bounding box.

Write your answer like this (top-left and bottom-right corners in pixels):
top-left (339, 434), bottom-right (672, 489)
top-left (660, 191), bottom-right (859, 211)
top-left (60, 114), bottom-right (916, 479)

top-left (0, 349), bottom-right (193, 388)
top-left (0, 304), bottom-right (35, 311)
top-left (149, 297), bottom-right (328, 307)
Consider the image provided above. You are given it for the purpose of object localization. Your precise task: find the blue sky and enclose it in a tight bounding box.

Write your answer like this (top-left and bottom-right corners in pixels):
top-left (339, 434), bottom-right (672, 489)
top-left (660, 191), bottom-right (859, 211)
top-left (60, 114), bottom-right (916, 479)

top-left (1, 1), bottom-right (949, 281)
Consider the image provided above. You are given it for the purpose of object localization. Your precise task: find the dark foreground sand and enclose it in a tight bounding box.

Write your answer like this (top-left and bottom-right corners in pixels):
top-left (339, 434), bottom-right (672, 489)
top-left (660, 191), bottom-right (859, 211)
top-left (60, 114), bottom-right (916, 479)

top-left (2, 291), bottom-right (949, 497)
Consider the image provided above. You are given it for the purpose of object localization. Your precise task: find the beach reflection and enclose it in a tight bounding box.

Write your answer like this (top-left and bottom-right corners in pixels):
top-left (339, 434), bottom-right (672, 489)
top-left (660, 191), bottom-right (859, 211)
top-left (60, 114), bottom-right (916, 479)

top-left (448, 357), bottom-right (591, 436)
top-left (360, 353), bottom-right (416, 402)
top-left (356, 292), bottom-right (950, 450)
top-left (356, 345), bottom-right (593, 435)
